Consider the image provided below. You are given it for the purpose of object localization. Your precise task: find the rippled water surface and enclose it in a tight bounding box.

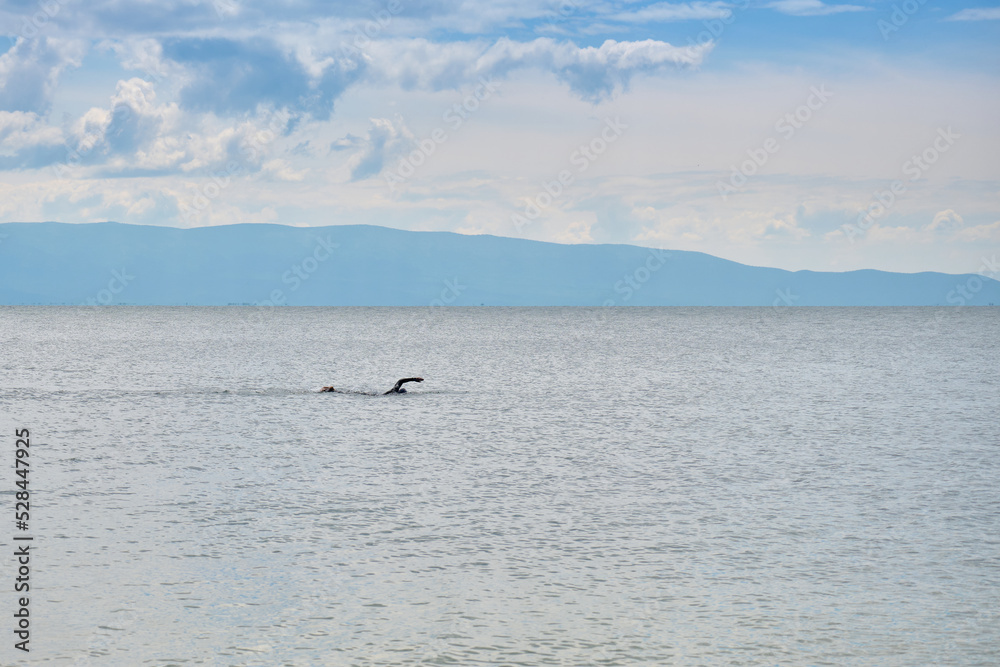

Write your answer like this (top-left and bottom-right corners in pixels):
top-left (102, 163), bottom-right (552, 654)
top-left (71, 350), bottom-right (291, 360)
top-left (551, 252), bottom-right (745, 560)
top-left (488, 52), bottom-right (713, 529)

top-left (1, 307), bottom-right (998, 666)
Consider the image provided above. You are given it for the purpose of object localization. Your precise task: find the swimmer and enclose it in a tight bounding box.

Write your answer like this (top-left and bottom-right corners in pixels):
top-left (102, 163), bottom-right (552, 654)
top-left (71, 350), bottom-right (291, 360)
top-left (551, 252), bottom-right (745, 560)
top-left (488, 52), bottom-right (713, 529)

top-left (319, 377), bottom-right (424, 394)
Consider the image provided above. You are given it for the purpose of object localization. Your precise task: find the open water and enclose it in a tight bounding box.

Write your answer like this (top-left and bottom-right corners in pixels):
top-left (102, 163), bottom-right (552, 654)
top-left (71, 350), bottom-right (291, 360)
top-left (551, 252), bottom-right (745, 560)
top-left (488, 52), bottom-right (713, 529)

top-left (0, 306), bottom-right (997, 666)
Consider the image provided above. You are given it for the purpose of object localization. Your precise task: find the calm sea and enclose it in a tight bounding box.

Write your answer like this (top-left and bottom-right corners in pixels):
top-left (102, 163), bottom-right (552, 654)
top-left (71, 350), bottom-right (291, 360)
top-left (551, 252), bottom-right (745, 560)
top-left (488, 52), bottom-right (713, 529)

top-left (1, 307), bottom-right (997, 666)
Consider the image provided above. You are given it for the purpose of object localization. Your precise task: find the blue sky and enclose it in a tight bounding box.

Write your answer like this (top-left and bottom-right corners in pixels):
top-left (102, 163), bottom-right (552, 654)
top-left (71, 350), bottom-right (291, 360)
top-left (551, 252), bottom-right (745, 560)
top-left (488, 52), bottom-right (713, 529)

top-left (0, 0), bottom-right (997, 272)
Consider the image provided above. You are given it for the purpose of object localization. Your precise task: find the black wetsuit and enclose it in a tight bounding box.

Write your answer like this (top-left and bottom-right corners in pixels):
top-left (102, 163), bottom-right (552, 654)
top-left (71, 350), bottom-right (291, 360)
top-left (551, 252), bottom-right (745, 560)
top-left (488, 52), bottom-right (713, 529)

top-left (384, 377), bottom-right (423, 394)
top-left (321, 378), bottom-right (423, 394)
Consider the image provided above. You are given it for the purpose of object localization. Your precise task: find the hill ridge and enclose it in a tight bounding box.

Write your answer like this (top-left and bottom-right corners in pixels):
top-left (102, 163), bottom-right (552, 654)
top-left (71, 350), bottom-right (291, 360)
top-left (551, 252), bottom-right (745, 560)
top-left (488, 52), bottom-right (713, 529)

top-left (0, 221), bottom-right (997, 306)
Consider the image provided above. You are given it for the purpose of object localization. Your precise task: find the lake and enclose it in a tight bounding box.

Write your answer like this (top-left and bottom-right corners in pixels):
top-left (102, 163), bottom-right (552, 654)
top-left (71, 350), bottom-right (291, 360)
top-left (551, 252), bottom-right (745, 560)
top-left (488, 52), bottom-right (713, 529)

top-left (1, 306), bottom-right (997, 666)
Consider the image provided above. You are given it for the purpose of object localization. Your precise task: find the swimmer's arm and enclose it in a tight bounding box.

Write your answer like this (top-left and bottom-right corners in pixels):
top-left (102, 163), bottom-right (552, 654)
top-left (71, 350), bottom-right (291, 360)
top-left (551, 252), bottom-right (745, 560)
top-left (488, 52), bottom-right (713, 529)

top-left (385, 377), bottom-right (424, 394)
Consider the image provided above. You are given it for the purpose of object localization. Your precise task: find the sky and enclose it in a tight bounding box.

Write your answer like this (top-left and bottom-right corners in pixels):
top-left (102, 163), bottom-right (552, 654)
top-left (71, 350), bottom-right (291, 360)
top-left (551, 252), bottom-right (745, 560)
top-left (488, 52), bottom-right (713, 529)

top-left (0, 0), bottom-right (997, 273)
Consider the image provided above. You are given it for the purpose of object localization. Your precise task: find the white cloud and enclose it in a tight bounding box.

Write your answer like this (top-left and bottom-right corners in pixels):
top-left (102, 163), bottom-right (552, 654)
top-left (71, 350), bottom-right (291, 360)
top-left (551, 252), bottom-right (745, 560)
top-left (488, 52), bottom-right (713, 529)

top-left (0, 111), bottom-right (62, 153)
top-left (262, 158), bottom-right (309, 182)
top-left (69, 78), bottom-right (184, 170)
top-left (343, 117), bottom-right (416, 181)
top-left (864, 223), bottom-right (921, 244)
top-left (609, 2), bottom-right (733, 22)
top-left (927, 209), bottom-right (964, 232)
top-left (20, 77), bottom-right (304, 178)
top-left (954, 220), bottom-right (1000, 241)
top-left (0, 37), bottom-right (86, 113)
top-left (945, 7), bottom-right (1000, 21)
top-left (556, 220), bottom-right (595, 244)
top-left (766, 0), bottom-right (868, 16)
top-left (100, 38), bottom-right (179, 84)
top-left (366, 37), bottom-right (711, 101)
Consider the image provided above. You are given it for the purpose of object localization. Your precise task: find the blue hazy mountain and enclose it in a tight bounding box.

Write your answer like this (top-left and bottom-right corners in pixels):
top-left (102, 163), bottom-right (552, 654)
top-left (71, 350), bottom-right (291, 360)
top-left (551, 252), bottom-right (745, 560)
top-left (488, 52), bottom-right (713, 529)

top-left (0, 221), bottom-right (997, 306)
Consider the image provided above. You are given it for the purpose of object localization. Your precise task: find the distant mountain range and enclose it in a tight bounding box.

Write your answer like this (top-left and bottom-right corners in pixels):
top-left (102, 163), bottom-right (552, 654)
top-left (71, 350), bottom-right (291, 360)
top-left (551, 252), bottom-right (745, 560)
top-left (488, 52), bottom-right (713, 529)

top-left (0, 222), bottom-right (997, 306)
